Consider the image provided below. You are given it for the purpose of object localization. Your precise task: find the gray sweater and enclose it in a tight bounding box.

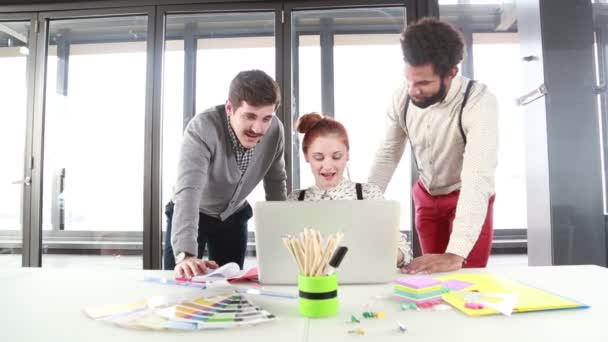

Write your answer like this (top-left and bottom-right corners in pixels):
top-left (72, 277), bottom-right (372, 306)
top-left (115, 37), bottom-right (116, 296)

top-left (171, 105), bottom-right (287, 257)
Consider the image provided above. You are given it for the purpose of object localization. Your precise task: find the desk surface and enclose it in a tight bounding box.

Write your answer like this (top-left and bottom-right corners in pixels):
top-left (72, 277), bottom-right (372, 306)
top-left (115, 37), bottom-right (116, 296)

top-left (2, 265), bottom-right (606, 341)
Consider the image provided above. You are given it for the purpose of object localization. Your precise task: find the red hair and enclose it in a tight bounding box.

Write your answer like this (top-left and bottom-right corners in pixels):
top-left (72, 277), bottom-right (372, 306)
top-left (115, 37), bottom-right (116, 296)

top-left (296, 112), bottom-right (349, 154)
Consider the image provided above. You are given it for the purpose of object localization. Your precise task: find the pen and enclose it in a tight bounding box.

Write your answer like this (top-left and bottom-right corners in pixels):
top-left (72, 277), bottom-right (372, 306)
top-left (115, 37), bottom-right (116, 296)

top-left (324, 246), bottom-right (348, 275)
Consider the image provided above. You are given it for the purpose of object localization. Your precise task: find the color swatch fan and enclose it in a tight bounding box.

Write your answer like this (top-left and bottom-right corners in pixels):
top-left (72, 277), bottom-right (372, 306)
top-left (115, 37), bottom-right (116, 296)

top-left (85, 291), bottom-right (276, 330)
top-left (156, 293), bottom-right (277, 328)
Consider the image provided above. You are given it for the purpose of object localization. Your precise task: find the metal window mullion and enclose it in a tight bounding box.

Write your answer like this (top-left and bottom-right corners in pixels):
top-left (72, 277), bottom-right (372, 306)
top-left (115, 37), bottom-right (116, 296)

top-left (597, 28), bottom-right (608, 215)
top-left (51, 31), bottom-right (70, 233)
top-left (183, 22), bottom-right (197, 129)
top-left (16, 12), bottom-right (40, 267)
top-left (55, 30), bottom-right (70, 97)
top-left (29, 13), bottom-right (50, 267)
top-left (274, 5), bottom-right (294, 194)
top-left (461, 28), bottom-right (475, 79)
top-left (144, 5), bottom-right (163, 270)
top-left (283, 4), bottom-right (294, 194)
top-left (291, 30), bottom-right (301, 190)
top-left (320, 17), bottom-right (334, 116)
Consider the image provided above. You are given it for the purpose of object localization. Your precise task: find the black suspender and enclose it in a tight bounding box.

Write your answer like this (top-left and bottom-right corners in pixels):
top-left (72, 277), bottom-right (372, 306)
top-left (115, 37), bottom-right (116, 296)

top-left (459, 80), bottom-right (476, 145)
top-left (403, 80), bottom-right (476, 169)
top-left (297, 183), bottom-right (364, 201)
top-left (298, 189), bottom-right (306, 201)
top-left (355, 183), bottom-right (363, 200)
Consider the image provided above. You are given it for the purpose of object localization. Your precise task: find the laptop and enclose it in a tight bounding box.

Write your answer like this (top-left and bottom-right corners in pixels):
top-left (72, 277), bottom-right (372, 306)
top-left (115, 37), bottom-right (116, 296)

top-left (253, 200), bottom-right (401, 284)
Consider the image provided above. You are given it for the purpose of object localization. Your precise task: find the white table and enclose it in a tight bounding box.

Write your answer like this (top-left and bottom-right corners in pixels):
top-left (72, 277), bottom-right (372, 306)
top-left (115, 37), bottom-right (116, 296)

top-left (1, 265), bottom-right (606, 341)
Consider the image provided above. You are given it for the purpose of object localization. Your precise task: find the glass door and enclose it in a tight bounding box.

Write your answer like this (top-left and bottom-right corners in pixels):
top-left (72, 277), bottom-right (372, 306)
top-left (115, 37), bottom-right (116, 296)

top-left (0, 15), bottom-right (35, 267)
top-left (34, 9), bottom-right (153, 268)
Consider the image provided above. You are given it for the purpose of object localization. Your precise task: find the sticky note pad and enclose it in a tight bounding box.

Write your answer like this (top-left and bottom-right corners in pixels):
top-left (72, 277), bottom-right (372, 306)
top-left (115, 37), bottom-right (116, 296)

top-left (394, 283), bottom-right (443, 295)
top-left (394, 288), bottom-right (447, 300)
top-left (393, 295), bottom-right (442, 305)
top-left (395, 276), bottom-right (441, 289)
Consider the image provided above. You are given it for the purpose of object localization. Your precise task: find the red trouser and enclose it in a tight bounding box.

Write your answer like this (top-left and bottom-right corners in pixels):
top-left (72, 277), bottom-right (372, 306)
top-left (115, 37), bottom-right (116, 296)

top-left (412, 179), bottom-right (495, 268)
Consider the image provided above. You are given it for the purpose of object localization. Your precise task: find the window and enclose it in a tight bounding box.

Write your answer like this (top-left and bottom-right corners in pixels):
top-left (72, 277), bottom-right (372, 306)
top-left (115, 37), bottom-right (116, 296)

top-left (441, 1), bottom-right (527, 230)
top-left (41, 15), bottom-right (149, 267)
top-left (0, 19), bottom-right (30, 267)
top-left (161, 12), bottom-right (276, 246)
top-left (291, 7), bottom-right (412, 230)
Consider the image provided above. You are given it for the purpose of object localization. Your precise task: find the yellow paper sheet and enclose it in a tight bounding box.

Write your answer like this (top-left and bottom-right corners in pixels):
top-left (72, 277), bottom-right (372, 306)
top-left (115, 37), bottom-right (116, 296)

top-left (438, 274), bottom-right (586, 316)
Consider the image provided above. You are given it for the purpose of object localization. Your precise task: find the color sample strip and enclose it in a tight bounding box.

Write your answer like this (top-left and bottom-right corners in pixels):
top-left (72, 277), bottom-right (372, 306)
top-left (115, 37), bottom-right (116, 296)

top-left (158, 293), bottom-right (277, 328)
top-left (88, 292), bottom-right (277, 330)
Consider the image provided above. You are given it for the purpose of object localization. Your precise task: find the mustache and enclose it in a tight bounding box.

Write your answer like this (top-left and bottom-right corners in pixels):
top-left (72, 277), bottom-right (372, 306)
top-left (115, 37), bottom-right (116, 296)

top-left (244, 130), bottom-right (263, 138)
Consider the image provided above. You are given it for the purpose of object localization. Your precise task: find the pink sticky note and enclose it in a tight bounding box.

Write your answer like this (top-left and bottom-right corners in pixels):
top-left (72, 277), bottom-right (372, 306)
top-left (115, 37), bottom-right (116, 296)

top-left (464, 302), bottom-right (484, 310)
top-left (441, 279), bottom-right (473, 291)
top-left (395, 276), bottom-right (441, 289)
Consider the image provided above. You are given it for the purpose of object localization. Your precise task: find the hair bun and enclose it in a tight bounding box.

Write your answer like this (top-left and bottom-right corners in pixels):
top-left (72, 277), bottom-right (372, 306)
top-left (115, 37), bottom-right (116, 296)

top-left (296, 112), bottom-right (324, 134)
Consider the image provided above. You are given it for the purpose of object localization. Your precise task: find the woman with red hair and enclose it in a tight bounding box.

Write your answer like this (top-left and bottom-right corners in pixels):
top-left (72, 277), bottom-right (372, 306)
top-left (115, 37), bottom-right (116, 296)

top-left (288, 112), bottom-right (412, 267)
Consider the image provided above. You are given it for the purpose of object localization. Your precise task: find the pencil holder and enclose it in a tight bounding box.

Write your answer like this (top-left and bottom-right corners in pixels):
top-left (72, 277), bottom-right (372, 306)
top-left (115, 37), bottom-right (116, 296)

top-left (298, 273), bottom-right (338, 317)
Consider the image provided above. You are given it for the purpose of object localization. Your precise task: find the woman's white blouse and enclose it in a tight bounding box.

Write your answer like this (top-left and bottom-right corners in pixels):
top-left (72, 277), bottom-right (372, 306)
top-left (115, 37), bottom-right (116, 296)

top-left (288, 178), bottom-right (412, 266)
top-left (287, 178), bottom-right (383, 201)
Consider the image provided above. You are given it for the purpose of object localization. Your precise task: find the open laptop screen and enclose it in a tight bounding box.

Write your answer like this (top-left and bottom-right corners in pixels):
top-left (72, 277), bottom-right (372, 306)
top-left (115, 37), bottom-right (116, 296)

top-left (254, 200), bottom-right (401, 284)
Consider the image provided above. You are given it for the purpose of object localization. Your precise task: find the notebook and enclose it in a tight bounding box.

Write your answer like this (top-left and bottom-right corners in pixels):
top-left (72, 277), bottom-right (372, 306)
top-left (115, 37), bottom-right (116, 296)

top-left (181, 262), bottom-right (258, 283)
top-left (438, 273), bottom-right (589, 316)
top-left (253, 200), bottom-right (401, 284)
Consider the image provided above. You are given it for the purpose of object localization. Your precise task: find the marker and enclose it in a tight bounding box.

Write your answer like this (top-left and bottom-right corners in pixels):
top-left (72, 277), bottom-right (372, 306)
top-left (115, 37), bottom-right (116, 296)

top-left (324, 246), bottom-right (348, 275)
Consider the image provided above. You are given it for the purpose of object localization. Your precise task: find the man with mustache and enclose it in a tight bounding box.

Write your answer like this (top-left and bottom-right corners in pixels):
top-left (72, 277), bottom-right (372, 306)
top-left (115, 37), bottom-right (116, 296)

top-left (369, 18), bottom-right (498, 274)
top-left (166, 70), bottom-right (287, 279)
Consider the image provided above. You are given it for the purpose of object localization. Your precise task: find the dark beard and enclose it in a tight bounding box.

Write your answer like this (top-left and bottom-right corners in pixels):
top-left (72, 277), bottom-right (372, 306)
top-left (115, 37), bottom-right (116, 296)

top-left (411, 80), bottom-right (447, 109)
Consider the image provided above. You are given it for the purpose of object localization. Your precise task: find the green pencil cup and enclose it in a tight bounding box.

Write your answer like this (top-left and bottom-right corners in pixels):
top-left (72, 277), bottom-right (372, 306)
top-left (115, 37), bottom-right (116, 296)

top-left (298, 273), bottom-right (338, 318)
